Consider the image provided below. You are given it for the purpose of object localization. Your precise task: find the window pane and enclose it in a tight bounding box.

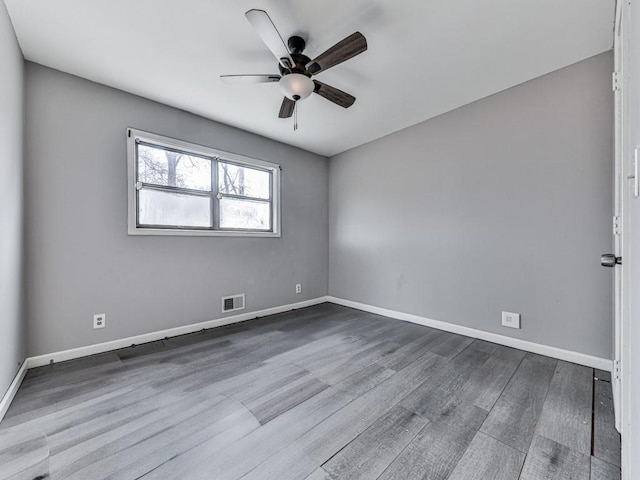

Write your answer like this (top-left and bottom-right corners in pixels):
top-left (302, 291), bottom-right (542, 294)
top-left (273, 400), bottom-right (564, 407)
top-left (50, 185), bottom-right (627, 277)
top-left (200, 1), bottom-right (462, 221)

top-left (137, 143), bottom-right (211, 191)
top-left (218, 162), bottom-right (270, 199)
top-left (219, 198), bottom-right (271, 230)
top-left (138, 189), bottom-right (211, 227)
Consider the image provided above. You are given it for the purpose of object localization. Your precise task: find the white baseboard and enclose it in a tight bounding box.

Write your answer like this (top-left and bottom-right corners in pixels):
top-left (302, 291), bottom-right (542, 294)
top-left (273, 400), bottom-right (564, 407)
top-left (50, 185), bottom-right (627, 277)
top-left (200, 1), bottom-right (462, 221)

top-left (0, 360), bottom-right (29, 423)
top-left (1, 294), bottom-right (612, 423)
top-left (0, 297), bottom-right (328, 423)
top-left (27, 297), bottom-right (328, 369)
top-left (326, 296), bottom-right (613, 372)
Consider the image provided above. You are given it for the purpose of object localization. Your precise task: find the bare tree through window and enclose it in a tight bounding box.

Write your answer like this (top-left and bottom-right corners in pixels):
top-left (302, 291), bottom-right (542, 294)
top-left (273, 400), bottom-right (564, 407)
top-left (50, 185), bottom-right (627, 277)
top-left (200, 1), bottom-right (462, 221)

top-left (137, 144), bottom-right (211, 191)
top-left (220, 163), bottom-right (246, 196)
top-left (130, 130), bottom-right (278, 234)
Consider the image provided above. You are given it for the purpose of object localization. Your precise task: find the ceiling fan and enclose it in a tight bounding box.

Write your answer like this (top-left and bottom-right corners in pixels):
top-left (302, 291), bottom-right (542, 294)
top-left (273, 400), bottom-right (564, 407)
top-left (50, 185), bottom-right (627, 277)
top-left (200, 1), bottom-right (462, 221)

top-left (221, 9), bottom-right (367, 120)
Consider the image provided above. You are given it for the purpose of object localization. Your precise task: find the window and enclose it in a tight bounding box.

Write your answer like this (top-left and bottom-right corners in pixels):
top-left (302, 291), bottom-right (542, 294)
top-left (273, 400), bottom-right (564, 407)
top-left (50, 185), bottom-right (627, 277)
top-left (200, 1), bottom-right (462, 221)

top-left (127, 129), bottom-right (280, 237)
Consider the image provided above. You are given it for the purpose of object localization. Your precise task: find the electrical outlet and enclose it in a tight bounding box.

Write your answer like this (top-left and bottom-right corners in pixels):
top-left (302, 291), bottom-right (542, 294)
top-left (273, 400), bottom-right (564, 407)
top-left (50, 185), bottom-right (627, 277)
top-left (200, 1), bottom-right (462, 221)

top-left (501, 311), bottom-right (521, 329)
top-left (295, 284), bottom-right (302, 294)
top-left (93, 313), bottom-right (106, 329)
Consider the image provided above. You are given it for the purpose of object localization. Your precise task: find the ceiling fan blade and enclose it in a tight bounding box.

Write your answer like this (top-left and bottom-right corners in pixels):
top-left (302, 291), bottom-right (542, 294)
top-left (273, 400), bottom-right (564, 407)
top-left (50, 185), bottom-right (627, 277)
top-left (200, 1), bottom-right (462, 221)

top-left (245, 9), bottom-right (294, 70)
top-left (220, 74), bottom-right (281, 84)
top-left (279, 97), bottom-right (296, 118)
top-left (313, 81), bottom-right (356, 108)
top-left (306, 32), bottom-right (367, 75)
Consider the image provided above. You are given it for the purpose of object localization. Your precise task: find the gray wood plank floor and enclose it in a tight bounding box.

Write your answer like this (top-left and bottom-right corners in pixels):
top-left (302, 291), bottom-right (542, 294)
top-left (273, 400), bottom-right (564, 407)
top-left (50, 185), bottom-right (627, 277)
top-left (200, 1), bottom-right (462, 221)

top-left (0, 303), bottom-right (621, 480)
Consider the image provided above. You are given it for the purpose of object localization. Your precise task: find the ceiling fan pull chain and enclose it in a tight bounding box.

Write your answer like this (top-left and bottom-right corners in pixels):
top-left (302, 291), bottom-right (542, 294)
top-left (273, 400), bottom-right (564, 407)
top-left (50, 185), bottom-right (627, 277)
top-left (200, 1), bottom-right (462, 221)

top-left (294, 101), bottom-right (298, 131)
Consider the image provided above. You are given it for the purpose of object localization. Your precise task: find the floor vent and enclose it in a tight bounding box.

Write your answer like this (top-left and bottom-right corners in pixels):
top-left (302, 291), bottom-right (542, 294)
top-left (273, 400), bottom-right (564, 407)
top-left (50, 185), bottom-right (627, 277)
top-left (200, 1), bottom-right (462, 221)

top-left (222, 294), bottom-right (245, 313)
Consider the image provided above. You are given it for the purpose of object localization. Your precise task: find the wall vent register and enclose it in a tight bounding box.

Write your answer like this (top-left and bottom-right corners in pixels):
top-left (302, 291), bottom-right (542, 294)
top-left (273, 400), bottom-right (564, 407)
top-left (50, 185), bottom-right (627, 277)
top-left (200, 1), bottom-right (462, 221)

top-left (222, 294), bottom-right (245, 313)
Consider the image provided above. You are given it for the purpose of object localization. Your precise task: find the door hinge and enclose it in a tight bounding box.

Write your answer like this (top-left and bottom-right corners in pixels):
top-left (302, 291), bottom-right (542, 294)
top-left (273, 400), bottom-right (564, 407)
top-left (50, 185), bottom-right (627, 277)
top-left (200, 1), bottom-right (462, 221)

top-left (613, 216), bottom-right (621, 235)
top-left (613, 360), bottom-right (621, 381)
top-left (612, 71), bottom-right (620, 91)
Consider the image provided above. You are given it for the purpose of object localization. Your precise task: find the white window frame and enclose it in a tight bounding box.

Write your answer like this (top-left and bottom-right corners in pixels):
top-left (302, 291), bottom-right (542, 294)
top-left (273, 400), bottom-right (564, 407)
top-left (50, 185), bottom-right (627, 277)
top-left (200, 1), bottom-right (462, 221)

top-left (127, 128), bottom-right (281, 237)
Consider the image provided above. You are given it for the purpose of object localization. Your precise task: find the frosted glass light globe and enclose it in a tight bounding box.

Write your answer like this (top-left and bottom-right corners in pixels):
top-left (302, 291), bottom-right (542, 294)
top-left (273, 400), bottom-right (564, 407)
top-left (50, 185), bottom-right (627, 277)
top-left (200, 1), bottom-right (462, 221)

top-left (279, 73), bottom-right (314, 101)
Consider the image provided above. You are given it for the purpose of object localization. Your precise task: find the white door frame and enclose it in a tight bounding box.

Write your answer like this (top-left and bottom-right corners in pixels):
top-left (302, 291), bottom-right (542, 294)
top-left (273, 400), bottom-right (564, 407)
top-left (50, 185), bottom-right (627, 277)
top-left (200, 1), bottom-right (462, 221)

top-left (616, 0), bottom-right (639, 477)
top-left (613, 0), bottom-right (624, 433)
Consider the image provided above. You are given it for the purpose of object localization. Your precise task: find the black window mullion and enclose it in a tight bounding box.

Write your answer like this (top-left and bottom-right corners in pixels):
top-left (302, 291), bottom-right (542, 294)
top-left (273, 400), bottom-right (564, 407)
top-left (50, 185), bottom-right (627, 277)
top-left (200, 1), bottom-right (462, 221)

top-left (269, 170), bottom-right (273, 231)
top-left (212, 158), bottom-right (219, 230)
top-left (217, 192), bottom-right (271, 202)
top-left (139, 183), bottom-right (212, 197)
top-left (136, 187), bottom-right (141, 228)
top-left (135, 142), bottom-right (141, 227)
top-left (217, 194), bottom-right (271, 205)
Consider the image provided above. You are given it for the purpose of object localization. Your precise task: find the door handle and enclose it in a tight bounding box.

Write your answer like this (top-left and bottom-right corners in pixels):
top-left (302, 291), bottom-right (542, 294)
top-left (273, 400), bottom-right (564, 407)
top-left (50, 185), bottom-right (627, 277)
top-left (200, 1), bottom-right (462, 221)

top-left (601, 253), bottom-right (622, 267)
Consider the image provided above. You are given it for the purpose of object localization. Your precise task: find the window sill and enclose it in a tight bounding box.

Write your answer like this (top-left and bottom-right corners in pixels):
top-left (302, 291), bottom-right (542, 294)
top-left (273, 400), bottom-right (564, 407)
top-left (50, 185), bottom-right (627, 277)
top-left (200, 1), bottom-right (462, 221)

top-left (128, 227), bottom-right (281, 238)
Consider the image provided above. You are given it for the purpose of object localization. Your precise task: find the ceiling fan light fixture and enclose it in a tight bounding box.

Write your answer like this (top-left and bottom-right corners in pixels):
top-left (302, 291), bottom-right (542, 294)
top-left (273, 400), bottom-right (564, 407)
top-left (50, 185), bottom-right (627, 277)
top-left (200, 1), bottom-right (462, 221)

top-left (279, 73), bottom-right (314, 101)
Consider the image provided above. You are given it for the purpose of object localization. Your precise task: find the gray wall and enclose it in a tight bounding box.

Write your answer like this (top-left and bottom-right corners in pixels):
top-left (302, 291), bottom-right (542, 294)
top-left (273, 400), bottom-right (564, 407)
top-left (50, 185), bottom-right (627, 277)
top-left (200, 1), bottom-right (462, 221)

top-left (329, 52), bottom-right (614, 359)
top-left (0, 1), bottom-right (25, 396)
top-left (24, 63), bottom-right (329, 356)
top-left (22, 52), bottom-right (614, 360)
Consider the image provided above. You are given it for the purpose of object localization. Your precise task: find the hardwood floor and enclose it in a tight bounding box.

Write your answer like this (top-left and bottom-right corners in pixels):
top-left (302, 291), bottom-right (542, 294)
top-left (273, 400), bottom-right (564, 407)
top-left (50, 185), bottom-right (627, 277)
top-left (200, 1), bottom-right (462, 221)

top-left (0, 303), bottom-right (621, 480)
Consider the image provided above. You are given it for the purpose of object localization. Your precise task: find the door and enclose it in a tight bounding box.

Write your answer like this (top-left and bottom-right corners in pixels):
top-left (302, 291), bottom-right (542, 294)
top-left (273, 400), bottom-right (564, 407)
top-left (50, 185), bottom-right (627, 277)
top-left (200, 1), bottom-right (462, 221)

top-left (610, 0), bottom-right (624, 432)
top-left (623, 0), bottom-right (640, 476)
top-left (613, 0), bottom-right (640, 477)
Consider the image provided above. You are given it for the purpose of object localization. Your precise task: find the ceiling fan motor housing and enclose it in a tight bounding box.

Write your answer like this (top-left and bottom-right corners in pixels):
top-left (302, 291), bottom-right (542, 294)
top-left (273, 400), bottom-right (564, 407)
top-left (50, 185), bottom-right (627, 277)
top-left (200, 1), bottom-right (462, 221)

top-left (288, 35), bottom-right (306, 54)
top-left (279, 53), bottom-right (312, 76)
top-left (278, 37), bottom-right (315, 102)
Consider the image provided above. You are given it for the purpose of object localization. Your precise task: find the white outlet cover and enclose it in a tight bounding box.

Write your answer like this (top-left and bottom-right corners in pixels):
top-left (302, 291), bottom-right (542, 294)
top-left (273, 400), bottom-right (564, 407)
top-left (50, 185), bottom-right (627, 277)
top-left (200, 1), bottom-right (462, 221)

top-left (296, 284), bottom-right (302, 294)
top-left (93, 313), bottom-right (106, 329)
top-left (501, 311), bottom-right (521, 329)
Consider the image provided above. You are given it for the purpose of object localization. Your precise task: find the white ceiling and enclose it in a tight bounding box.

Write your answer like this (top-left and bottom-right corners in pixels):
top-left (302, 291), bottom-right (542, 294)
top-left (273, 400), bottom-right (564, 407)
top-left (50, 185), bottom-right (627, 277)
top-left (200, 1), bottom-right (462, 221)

top-left (4, 0), bottom-right (614, 157)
